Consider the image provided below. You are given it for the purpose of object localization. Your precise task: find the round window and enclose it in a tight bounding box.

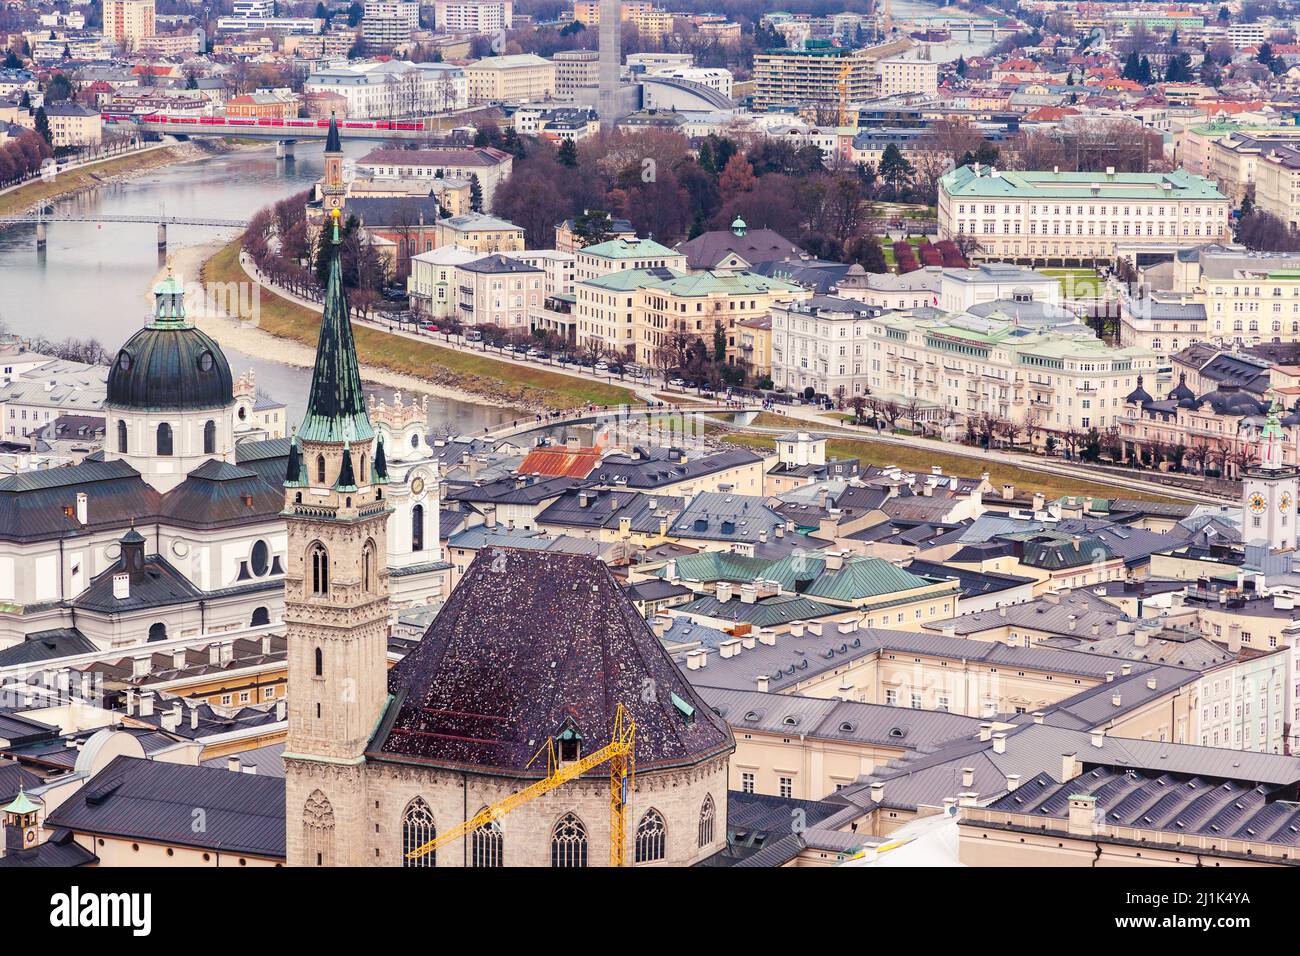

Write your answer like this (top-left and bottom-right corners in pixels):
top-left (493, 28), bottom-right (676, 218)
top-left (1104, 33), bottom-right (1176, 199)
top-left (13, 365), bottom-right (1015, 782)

top-left (250, 540), bottom-right (269, 577)
top-left (199, 352), bottom-right (214, 372)
top-left (117, 351), bottom-right (131, 372)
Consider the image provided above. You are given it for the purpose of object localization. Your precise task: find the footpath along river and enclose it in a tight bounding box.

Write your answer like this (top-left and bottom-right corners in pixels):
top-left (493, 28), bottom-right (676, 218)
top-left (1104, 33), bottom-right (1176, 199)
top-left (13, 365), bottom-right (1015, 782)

top-left (0, 139), bottom-right (513, 431)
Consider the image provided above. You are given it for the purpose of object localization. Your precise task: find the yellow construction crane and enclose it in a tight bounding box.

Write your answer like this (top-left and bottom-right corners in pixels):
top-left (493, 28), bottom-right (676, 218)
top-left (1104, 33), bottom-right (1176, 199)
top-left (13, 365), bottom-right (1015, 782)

top-left (406, 704), bottom-right (636, 867)
top-left (837, 57), bottom-right (854, 129)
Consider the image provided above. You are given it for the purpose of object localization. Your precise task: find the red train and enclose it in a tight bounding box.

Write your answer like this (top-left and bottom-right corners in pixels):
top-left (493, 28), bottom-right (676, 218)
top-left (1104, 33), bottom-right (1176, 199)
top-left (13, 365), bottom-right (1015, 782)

top-left (103, 114), bottom-right (425, 133)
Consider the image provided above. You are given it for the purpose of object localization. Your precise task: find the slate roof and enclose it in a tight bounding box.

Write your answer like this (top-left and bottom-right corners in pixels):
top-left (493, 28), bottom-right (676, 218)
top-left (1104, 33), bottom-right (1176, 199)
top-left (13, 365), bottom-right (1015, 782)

top-left (0, 459), bottom-right (160, 543)
top-left (536, 487), bottom-right (683, 533)
top-left (985, 765), bottom-right (1300, 850)
top-left (0, 828), bottom-right (97, 867)
top-left (0, 628), bottom-right (96, 666)
top-left (675, 227), bottom-right (805, 270)
top-left (593, 447), bottom-right (762, 489)
top-left (445, 474), bottom-right (587, 506)
top-left (72, 552), bottom-right (204, 614)
top-left (158, 459), bottom-right (283, 526)
top-left (666, 491), bottom-right (785, 543)
top-left (44, 755), bottom-right (286, 858)
top-left (678, 592), bottom-right (844, 627)
top-left (371, 548), bottom-right (734, 774)
top-left (701, 686), bottom-right (984, 750)
top-left (904, 560), bottom-right (1035, 598)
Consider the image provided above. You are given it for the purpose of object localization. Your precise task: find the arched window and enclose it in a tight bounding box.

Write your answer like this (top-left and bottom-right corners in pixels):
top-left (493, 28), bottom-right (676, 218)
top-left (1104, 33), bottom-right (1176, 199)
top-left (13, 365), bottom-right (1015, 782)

top-left (314, 647), bottom-right (323, 677)
top-left (310, 544), bottom-right (329, 595)
top-left (362, 540), bottom-right (375, 592)
top-left (303, 790), bottom-right (335, 867)
top-left (635, 808), bottom-right (666, 864)
top-left (148, 622), bottom-right (167, 642)
top-left (250, 606), bottom-right (270, 627)
top-left (698, 794), bottom-right (716, 849)
top-left (551, 812), bottom-right (587, 868)
top-left (471, 809), bottom-right (503, 868)
top-left (117, 419), bottom-right (128, 454)
top-left (402, 798), bottom-right (436, 868)
top-left (316, 454), bottom-right (326, 484)
top-left (412, 503), bottom-right (424, 552)
top-left (156, 422), bottom-right (173, 456)
top-left (250, 540), bottom-right (269, 577)
top-left (360, 453), bottom-right (367, 481)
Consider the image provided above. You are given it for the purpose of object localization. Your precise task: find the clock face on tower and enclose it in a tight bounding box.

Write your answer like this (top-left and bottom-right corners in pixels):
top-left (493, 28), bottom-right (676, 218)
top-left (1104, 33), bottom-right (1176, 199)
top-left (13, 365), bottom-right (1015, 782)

top-left (1282, 492), bottom-right (1293, 513)
top-left (1249, 493), bottom-right (1267, 515)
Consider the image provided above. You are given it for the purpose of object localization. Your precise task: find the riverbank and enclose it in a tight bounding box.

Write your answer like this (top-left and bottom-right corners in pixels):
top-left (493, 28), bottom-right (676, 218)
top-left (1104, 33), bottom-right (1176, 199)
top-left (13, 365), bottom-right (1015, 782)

top-left (0, 139), bottom-right (258, 218)
top-left (202, 238), bottom-right (636, 411)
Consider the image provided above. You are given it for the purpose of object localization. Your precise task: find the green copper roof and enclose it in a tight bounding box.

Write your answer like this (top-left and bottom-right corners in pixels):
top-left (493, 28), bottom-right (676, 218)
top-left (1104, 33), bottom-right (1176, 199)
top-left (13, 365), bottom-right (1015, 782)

top-left (581, 236), bottom-right (680, 259)
top-left (941, 164), bottom-right (1227, 202)
top-left (296, 215), bottom-right (374, 445)
top-left (3, 787), bottom-right (39, 816)
top-left (151, 267), bottom-right (188, 328)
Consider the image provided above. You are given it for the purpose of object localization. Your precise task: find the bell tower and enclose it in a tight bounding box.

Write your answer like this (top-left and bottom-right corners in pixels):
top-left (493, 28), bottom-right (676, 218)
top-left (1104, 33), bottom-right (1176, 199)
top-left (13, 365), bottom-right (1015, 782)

top-left (283, 208), bottom-right (390, 866)
top-left (1243, 401), bottom-right (1299, 552)
top-left (321, 113), bottom-right (345, 215)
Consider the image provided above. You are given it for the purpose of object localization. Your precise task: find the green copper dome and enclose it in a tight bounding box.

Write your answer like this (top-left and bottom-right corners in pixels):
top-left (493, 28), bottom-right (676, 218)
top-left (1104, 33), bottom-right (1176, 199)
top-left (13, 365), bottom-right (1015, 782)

top-left (107, 270), bottom-right (234, 411)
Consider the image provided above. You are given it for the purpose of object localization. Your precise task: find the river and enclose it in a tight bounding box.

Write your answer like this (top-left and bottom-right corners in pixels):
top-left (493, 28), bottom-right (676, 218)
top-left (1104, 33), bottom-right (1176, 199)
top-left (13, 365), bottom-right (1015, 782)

top-left (0, 140), bottom-right (513, 432)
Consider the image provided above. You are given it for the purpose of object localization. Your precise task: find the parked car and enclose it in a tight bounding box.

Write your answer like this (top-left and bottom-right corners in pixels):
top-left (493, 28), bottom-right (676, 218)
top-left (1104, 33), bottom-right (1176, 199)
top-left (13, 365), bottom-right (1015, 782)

top-left (594, 361), bottom-right (609, 373)
top-left (420, 323), bottom-right (439, 333)
top-left (465, 330), bottom-right (483, 342)
top-left (668, 378), bottom-right (685, 387)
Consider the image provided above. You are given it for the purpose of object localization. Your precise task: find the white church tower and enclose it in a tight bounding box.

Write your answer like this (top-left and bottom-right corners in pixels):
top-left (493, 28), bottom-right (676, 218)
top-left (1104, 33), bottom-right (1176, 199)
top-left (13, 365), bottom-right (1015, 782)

top-left (1243, 402), bottom-right (1299, 552)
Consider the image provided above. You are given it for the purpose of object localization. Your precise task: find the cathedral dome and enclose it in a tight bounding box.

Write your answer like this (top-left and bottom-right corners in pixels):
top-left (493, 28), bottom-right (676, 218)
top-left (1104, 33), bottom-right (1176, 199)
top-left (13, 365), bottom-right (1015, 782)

top-left (106, 272), bottom-right (234, 412)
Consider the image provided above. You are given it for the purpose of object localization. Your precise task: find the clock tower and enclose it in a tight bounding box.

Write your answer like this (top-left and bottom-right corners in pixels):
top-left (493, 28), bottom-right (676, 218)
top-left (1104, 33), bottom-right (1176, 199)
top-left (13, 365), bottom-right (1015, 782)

top-left (1243, 402), bottom-right (1298, 552)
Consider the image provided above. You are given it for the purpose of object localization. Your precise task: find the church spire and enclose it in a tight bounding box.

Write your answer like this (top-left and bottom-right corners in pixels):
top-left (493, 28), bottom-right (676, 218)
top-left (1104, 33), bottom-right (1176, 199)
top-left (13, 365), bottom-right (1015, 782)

top-left (297, 209), bottom-right (373, 445)
top-left (324, 111), bottom-right (342, 154)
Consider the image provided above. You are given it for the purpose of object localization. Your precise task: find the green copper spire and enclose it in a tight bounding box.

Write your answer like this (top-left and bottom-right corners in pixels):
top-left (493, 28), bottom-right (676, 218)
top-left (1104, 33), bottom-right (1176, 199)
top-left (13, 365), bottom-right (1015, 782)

top-left (3, 787), bottom-right (39, 816)
top-left (297, 209), bottom-right (374, 445)
top-left (150, 259), bottom-right (188, 328)
top-left (325, 112), bottom-right (342, 154)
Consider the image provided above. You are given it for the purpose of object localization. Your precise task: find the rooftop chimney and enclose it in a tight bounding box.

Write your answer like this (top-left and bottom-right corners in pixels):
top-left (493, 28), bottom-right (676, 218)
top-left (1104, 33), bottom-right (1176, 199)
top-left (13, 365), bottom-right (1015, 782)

top-left (991, 732), bottom-right (1007, 754)
top-left (719, 638), bottom-right (741, 659)
top-left (978, 722), bottom-right (992, 742)
top-left (227, 756), bottom-right (241, 773)
top-left (171, 648), bottom-right (186, 670)
top-left (961, 767), bottom-right (974, 788)
top-left (1006, 773), bottom-right (1021, 792)
top-left (138, 690), bottom-right (155, 716)
top-left (756, 675), bottom-right (770, 692)
top-left (112, 573), bottom-right (130, 601)
top-left (75, 492), bottom-right (87, 525)
top-left (1090, 729), bottom-right (1105, 748)
top-left (132, 655), bottom-right (151, 679)
top-left (1112, 693), bottom-right (1123, 707)
top-left (1032, 711), bottom-right (1045, 724)
top-left (1061, 752), bottom-right (1080, 781)
top-left (1067, 794), bottom-right (1099, 836)
top-left (869, 782), bottom-right (884, 803)
top-left (686, 650), bottom-right (708, 670)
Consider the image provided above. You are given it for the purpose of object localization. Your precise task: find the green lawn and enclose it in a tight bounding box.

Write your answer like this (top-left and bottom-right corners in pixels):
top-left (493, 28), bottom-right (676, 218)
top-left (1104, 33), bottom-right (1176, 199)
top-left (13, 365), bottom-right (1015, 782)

top-left (204, 240), bottom-right (636, 411)
top-left (1041, 267), bottom-right (1103, 299)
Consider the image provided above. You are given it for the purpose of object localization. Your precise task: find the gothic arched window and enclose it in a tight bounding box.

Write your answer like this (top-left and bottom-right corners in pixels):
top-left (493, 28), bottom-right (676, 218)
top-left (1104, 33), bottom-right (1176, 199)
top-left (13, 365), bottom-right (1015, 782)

top-left (551, 812), bottom-right (587, 868)
top-left (316, 454), bottom-right (326, 484)
top-left (203, 419), bottom-right (216, 455)
top-left (412, 503), bottom-right (424, 552)
top-left (303, 790), bottom-right (335, 867)
top-left (310, 544), bottom-right (329, 595)
top-left (156, 422), bottom-right (173, 456)
top-left (402, 798), bottom-right (436, 868)
top-left (314, 646), bottom-right (323, 677)
top-left (471, 809), bottom-right (503, 868)
top-left (635, 808), bottom-right (666, 864)
top-left (117, 419), bottom-right (128, 454)
top-left (698, 794), bottom-right (716, 849)
top-left (362, 540), bottom-right (375, 592)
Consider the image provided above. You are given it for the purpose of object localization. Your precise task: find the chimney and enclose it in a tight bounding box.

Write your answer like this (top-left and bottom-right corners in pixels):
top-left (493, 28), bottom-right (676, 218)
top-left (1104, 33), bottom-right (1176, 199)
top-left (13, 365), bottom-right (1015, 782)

top-left (737, 583), bottom-right (756, 603)
top-left (1061, 753), bottom-right (1080, 781)
top-left (1032, 711), bottom-right (1045, 724)
top-left (161, 702), bottom-right (181, 731)
top-left (686, 650), bottom-right (708, 670)
top-left (1090, 729), bottom-right (1105, 748)
top-left (716, 581), bottom-right (733, 602)
top-left (112, 573), bottom-right (130, 600)
top-left (138, 690), bottom-right (155, 716)
top-left (740, 634), bottom-right (756, 650)
top-left (789, 622), bottom-right (805, 637)
top-left (1145, 677), bottom-right (1157, 691)
top-left (824, 551), bottom-right (844, 571)
top-left (75, 491), bottom-right (87, 525)
top-left (1134, 629), bottom-right (1148, 647)
top-left (171, 648), bottom-right (186, 670)
top-left (650, 613), bottom-right (671, 637)
top-left (806, 622), bottom-right (823, 636)
top-left (190, 706), bottom-right (199, 730)
top-left (483, 505), bottom-right (497, 528)
top-left (124, 688), bottom-right (136, 715)
top-left (869, 782), bottom-right (884, 803)
top-left (1104, 671), bottom-right (1115, 683)
top-left (276, 699), bottom-right (287, 721)
top-left (991, 732), bottom-right (1007, 754)
top-left (1112, 693), bottom-right (1123, 707)
top-left (958, 791), bottom-right (979, 807)
top-left (227, 756), bottom-right (241, 773)
top-left (719, 638), bottom-right (742, 659)
top-left (978, 723), bottom-right (992, 742)
top-left (1001, 482), bottom-right (1014, 500)
top-left (757, 628), bottom-right (776, 646)
top-left (1032, 492), bottom-right (1045, 512)
top-left (1067, 794), bottom-right (1099, 836)
top-left (961, 767), bottom-right (975, 788)
top-left (756, 675), bottom-right (770, 692)
top-left (132, 655), bottom-right (152, 678)
top-left (1006, 773), bottom-right (1021, 792)
top-left (1120, 663), bottom-right (1132, 676)
top-left (208, 644), bottom-right (221, 665)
